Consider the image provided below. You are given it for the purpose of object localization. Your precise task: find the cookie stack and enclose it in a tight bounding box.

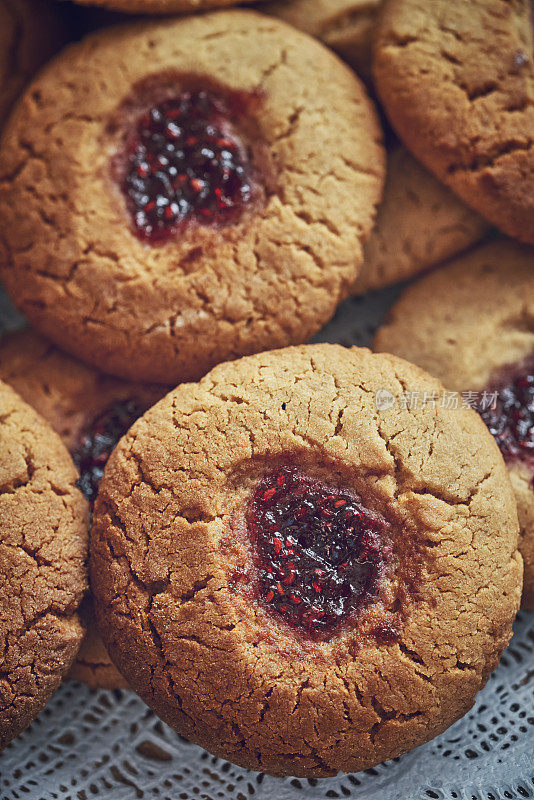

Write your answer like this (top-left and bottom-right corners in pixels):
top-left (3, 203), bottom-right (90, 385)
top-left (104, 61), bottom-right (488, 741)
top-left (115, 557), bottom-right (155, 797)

top-left (0, 0), bottom-right (531, 782)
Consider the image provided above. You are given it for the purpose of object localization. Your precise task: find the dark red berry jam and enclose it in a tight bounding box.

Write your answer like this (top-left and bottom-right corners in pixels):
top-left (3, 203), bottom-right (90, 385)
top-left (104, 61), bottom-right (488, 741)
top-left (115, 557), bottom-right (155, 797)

top-left (121, 90), bottom-right (254, 242)
top-left (72, 399), bottom-right (147, 507)
top-left (479, 357), bottom-right (534, 471)
top-left (247, 468), bottom-right (386, 636)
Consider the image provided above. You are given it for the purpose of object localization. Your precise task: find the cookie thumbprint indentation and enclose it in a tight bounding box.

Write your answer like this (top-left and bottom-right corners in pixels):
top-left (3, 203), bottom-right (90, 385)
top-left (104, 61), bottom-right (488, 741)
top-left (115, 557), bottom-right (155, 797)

top-left (247, 468), bottom-right (386, 636)
top-left (121, 90), bottom-right (255, 242)
top-left (73, 399), bottom-right (148, 507)
top-left (480, 357), bottom-right (534, 472)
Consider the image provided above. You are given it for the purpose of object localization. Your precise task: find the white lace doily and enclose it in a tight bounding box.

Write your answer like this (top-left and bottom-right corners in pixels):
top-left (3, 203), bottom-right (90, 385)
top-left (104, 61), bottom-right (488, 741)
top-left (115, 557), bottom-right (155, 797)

top-left (0, 287), bottom-right (533, 800)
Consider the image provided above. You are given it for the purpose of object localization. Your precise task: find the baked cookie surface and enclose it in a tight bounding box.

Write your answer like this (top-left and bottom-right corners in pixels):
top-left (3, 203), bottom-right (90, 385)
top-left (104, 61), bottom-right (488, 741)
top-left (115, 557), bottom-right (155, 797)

top-left (260, 4), bottom-right (490, 294)
top-left (0, 11), bottom-right (384, 384)
top-left (0, 328), bottom-right (164, 689)
top-left (0, 0), bottom-right (67, 131)
top-left (264, 0), bottom-right (382, 81)
top-left (354, 147), bottom-right (490, 294)
top-left (0, 381), bottom-right (89, 748)
top-left (374, 0), bottom-right (534, 244)
top-left (90, 343), bottom-right (521, 777)
top-left (374, 240), bottom-right (534, 608)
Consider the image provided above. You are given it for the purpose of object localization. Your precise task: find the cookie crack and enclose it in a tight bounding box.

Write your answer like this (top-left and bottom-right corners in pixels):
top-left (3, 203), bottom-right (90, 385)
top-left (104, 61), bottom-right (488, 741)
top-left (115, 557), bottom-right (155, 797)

top-left (447, 137), bottom-right (533, 175)
top-left (0, 607), bottom-right (81, 669)
top-left (258, 47), bottom-right (288, 88)
top-left (368, 695), bottom-right (424, 744)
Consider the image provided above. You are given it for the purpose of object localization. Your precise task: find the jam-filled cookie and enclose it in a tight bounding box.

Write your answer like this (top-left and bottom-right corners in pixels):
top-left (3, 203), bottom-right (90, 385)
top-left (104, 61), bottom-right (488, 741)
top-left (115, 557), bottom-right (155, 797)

top-left (0, 0), bottom-right (67, 132)
top-left (0, 381), bottom-right (88, 748)
top-left (373, 0), bottom-right (534, 244)
top-left (90, 343), bottom-right (521, 777)
top-left (0, 329), bottom-right (165, 689)
top-left (375, 240), bottom-right (534, 608)
top-left (0, 11), bottom-right (384, 384)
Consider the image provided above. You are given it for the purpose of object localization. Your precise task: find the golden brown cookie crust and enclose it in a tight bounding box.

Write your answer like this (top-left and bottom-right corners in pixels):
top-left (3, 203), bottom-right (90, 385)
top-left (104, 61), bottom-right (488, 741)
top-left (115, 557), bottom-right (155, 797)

top-left (0, 381), bottom-right (89, 748)
top-left (0, 0), bottom-right (67, 130)
top-left (354, 147), bottom-right (490, 294)
top-left (0, 11), bottom-right (384, 384)
top-left (0, 328), bottom-right (164, 690)
top-left (68, 599), bottom-right (128, 690)
top-left (374, 239), bottom-right (534, 608)
top-left (90, 344), bottom-right (521, 777)
top-left (0, 329), bottom-right (165, 453)
top-left (258, 5), bottom-right (490, 293)
top-left (263, 0), bottom-right (382, 81)
top-left (373, 0), bottom-right (534, 244)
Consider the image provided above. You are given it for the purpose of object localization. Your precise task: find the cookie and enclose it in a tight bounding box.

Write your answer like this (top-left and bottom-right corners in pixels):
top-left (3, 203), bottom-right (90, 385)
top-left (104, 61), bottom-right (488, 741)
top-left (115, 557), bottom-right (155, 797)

top-left (374, 240), bottom-right (534, 609)
top-left (354, 146), bottom-right (490, 294)
top-left (0, 0), bottom-right (67, 131)
top-left (0, 381), bottom-right (89, 749)
top-left (263, 0), bottom-right (382, 82)
top-left (259, 5), bottom-right (490, 293)
top-left (0, 12), bottom-right (384, 385)
top-left (72, 0), bottom-right (267, 14)
top-left (373, 0), bottom-right (534, 244)
top-left (0, 328), bottom-right (165, 689)
top-left (71, 599), bottom-right (127, 690)
top-left (90, 343), bottom-right (521, 777)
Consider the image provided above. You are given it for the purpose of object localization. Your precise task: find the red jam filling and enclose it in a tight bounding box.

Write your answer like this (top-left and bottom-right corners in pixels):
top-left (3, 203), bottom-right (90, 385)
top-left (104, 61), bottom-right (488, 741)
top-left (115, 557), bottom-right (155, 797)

top-left (479, 357), bottom-right (534, 472)
top-left (247, 468), bottom-right (386, 637)
top-left (72, 399), bottom-right (148, 507)
top-left (120, 90), bottom-right (254, 242)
